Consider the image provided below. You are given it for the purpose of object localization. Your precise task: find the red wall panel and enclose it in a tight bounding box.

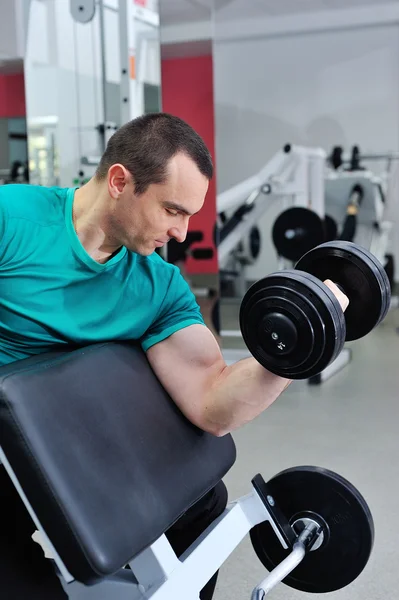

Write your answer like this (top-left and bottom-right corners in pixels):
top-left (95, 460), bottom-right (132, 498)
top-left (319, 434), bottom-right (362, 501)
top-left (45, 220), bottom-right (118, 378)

top-left (0, 73), bottom-right (26, 118)
top-left (161, 55), bottom-right (217, 274)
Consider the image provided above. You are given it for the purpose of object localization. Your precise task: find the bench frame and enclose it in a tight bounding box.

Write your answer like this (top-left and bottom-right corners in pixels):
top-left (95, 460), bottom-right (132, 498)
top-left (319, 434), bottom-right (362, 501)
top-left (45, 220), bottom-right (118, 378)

top-left (0, 445), bottom-right (288, 600)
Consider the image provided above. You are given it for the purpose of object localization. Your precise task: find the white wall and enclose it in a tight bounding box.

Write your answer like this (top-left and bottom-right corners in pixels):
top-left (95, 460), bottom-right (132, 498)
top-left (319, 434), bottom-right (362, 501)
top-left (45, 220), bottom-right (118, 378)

top-left (0, 1), bottom-right (21, 60)
top-left (213, 23), bottom-right (399, 281)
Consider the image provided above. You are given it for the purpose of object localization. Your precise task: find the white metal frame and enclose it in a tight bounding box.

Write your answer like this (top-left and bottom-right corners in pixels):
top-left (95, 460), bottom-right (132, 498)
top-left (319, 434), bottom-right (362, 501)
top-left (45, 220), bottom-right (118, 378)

top-left (217, 145), bottom-right (326, 215)
top-left (217, 145), bottom-right (326, 269)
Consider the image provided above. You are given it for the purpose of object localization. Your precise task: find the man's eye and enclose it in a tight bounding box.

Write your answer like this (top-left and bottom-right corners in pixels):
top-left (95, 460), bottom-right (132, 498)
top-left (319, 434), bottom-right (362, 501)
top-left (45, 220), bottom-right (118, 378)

top-left (166, 209), bottom-right (178, 216)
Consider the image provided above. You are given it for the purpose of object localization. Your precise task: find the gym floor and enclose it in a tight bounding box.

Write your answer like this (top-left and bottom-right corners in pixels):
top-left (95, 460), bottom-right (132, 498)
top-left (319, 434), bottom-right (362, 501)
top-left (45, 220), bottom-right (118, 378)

top-left (215, 300), bottom-right (399, 600)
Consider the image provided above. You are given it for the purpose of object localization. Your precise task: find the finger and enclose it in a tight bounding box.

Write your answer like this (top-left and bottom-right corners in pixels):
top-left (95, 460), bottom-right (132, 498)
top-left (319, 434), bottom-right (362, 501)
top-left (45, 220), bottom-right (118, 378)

top-left (324, 279), bottom-right (349, 312)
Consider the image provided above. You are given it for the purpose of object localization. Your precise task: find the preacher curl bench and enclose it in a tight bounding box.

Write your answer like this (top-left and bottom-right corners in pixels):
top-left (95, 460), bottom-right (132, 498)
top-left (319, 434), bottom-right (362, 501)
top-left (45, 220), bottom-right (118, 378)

top-left (0, 342), bottom-right (374, 599)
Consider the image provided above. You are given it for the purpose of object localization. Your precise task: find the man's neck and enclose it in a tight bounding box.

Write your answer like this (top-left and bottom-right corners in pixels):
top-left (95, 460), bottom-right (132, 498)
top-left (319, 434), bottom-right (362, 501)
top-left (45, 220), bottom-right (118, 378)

top-left (73, 179), bottom-right (122, 262)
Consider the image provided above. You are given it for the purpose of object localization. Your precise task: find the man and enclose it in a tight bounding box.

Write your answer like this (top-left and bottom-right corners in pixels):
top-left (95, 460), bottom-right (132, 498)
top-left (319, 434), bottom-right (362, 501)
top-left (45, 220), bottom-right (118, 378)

top-left (0, 113), bottom-right (348, 599)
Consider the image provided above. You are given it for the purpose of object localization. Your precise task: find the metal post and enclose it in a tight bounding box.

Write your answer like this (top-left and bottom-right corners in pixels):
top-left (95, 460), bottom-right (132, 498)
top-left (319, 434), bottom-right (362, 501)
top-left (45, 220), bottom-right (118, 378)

top-left (119, 0), bottom-right (131, 125)
top-left (251, 544), bottom-right (306, 599)
top-left (98, 0), bottom-right (107, 152)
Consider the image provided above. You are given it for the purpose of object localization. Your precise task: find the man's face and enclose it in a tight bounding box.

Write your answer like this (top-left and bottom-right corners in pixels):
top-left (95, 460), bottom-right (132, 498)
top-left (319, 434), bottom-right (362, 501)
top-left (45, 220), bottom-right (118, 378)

top-left (111, 153), bottom-right (209, 256)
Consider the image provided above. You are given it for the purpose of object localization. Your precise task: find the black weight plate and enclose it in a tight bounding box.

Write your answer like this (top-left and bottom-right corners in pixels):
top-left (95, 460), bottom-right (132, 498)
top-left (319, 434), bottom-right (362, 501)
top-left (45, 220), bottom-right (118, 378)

top-left (324, 214), bottom-right (338, 241)
top-left (296, 241), bottom-right (391, 341)
top-left (303, 241), bottom-right (391, 338)
top-left (213, 223), bottom-right (220, 247)
top-left (250, 466), bottom-right (374, 593)
top-left (307, 241), bottom-right (391, 332)
top-left (327, 242), bottom-right (390, 326)
top-left (249, 226), bottom-right (261, 260)
top-left (384, 253), bottom-right (395, 292)
top-left (348, 243), bottom-right (391, 327)
top-left (282, 271), bottom-right (346, 371)
top-left (239, 270), bottom-right (346, 379)
top-left (272, 208), bottom-right (325, 262)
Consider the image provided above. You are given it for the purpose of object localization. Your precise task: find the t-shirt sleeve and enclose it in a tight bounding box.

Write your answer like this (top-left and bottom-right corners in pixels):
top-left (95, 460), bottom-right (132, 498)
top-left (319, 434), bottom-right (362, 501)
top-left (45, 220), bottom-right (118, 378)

top-left (141, 265), bottom-right (206, 352)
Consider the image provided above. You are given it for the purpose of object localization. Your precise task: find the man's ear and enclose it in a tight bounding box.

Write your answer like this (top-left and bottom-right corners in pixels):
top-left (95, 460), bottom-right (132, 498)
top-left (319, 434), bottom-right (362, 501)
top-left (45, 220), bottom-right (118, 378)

top-left (107, 164), bottom-right (131, 198)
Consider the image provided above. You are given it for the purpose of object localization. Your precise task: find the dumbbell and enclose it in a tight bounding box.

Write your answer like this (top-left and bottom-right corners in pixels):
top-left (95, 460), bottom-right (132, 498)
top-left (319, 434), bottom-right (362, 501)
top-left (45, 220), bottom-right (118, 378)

top-left (239, 241), bottom-right (391, 379)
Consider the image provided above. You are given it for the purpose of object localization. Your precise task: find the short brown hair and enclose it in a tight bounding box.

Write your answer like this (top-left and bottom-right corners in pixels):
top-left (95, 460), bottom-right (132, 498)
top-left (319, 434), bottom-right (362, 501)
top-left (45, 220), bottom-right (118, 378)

top-left (96, 113), bottom-right (213, 195)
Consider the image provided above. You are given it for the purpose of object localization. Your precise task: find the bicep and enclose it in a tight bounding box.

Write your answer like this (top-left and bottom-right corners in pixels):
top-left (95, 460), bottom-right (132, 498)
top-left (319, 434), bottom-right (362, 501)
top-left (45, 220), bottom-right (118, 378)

top-left (146, 325), bottom-right (226, 430)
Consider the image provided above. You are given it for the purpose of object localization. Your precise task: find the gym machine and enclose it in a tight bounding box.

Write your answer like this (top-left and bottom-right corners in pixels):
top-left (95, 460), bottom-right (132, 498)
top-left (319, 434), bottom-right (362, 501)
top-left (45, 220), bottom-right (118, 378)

top-left (269, 145), bottom-right (397, 286)
top-left (70, 0), bottom-right (161, 187)
top-left (0, 163), bottom-right (29, 186)
top-left (217, 144), bottom-right (326, 294)
top-left (325, 145), bottom-right (397, 288)
top-left (0, 280), bottom-right (383, 600)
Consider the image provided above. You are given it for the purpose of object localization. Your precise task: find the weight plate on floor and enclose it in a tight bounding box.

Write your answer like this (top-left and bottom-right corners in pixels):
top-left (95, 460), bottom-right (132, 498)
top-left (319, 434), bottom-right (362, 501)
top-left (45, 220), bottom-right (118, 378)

top-left (250, 466), bottom-right (374, 593)
top-left (239, 270), bottom-right (346, 379)
top-left (295, 241), bottom-right (391, 341)
top-left (272, 208), bottom-right (325, 262)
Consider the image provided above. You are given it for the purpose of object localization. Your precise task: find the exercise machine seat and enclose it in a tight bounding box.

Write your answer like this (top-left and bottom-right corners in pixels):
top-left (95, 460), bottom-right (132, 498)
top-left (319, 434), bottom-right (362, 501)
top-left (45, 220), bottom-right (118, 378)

top-left (0, 342), bottom-right (236, 584)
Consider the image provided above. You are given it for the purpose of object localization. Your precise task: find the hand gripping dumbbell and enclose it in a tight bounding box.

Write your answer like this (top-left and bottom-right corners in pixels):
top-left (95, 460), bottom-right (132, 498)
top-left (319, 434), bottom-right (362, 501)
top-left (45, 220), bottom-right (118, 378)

top-left (239, 241), bottom-right (391, 379)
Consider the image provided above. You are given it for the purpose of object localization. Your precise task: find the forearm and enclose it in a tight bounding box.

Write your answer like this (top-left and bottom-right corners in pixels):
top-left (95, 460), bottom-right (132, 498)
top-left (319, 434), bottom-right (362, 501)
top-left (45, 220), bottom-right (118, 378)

top-left (204, 357), bottom-right (291, 436)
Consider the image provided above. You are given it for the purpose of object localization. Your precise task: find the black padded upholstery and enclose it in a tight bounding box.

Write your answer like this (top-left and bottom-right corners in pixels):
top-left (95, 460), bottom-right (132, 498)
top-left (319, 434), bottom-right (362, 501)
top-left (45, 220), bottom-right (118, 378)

top-left (0, 343), bottom-right (236, 584)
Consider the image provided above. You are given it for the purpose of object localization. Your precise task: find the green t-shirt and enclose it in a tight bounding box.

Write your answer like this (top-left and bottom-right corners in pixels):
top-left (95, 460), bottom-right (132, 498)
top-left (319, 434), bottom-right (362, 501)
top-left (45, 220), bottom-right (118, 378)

top-left (0, 184), bottom-right (205, 366)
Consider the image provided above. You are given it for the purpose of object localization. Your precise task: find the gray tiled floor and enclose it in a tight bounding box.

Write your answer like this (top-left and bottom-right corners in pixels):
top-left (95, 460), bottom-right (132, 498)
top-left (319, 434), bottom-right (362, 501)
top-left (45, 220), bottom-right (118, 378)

top-left (214, 302), bottom-right (399, 599)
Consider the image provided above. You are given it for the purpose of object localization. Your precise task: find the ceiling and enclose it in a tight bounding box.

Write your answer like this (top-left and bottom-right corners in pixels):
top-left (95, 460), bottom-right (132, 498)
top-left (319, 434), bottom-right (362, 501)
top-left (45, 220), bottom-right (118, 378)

top-left (159, 0), bottom-right (212, 26)
top-left (160, 0), bottom-right (397, 26)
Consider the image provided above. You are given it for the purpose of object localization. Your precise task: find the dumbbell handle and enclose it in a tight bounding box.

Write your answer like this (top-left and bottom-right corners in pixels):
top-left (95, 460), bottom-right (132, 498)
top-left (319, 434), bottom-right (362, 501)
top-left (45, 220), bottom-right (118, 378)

top-left (329, 281), bottom-right (346, 296)
top-left (251, 522), bottom-right (321, 599)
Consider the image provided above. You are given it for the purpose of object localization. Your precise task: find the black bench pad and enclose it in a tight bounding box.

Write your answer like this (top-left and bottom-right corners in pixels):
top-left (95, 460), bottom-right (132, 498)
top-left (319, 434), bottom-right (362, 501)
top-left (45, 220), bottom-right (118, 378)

top-left (0, 343), bottom-right (236, 583)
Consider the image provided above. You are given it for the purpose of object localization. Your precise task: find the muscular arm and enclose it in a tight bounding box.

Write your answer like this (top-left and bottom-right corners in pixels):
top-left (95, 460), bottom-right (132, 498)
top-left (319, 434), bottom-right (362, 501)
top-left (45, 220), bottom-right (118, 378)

top-left (147, 324), bottom-right (290, 437)
top-left (147, 280), bottom-right (348, 437)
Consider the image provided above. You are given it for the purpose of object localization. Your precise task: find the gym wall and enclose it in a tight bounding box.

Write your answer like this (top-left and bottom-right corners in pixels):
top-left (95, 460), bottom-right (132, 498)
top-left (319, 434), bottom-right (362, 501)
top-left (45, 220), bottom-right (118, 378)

top-left (0, 2), bottom-right (22, 62)
top-left (213, 20), bottom-right (399, 282)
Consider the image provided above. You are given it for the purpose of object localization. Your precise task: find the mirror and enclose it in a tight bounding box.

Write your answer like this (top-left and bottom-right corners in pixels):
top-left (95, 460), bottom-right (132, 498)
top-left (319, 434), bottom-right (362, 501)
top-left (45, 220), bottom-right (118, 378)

top-left (23, 0), bottom-right (161, 188)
